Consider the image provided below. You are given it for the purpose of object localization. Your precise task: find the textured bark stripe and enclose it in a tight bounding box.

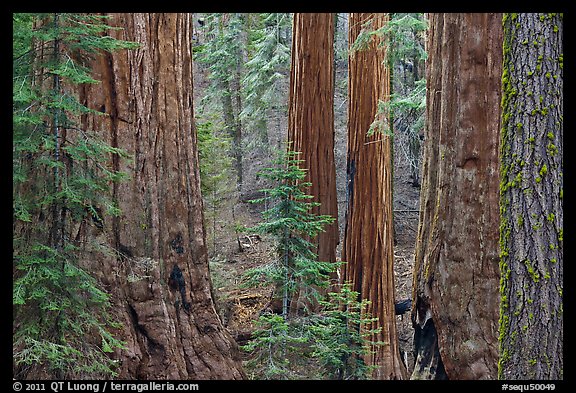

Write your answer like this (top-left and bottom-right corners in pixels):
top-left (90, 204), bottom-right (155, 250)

top-left (343, 13), bottom-right (406, 380)
top-left (499, 13), bottom-right (563, 380)
top-left (412, 13), bottom-right (502, 380)
top-left (78, 13), bottom-right (245, 379)
top-left (287, 13), bottom-right (339, 268)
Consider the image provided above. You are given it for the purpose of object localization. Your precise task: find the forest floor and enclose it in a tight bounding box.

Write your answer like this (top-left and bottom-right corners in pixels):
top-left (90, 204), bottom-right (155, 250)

top-left (207, 146), bottom-right (421, 378)
top-left (194, 38), bottom-right (422, 378)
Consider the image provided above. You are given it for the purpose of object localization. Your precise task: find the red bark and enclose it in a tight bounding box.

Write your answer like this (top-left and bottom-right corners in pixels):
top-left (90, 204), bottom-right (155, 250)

top-left (79, 13), bottom-right (245, 379)
top-left (411, 13), bottom-right (502, 380)
top-left (343, 13), bottom-right (407, 380)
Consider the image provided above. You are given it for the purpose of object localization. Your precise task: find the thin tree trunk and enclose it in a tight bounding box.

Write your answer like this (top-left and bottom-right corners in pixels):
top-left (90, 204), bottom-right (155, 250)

top-left (221, 79), bottom-right (243, 187)
top-left (498, 12), bottom-right (563, 380)
top-left (79, 13), bottom-right (245, 379)
top-left (49, 13), bottom-right (62, 250)
top-left (343, 13), bottom-right (406, 380)
top-left (231, 16), bottom-right (244, 189)
top-left (411, 13), bottom-right (502, 380)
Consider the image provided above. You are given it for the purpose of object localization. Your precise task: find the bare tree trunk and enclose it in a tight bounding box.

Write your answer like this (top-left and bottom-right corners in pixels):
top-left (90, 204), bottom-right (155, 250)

top-left (411, 13), bottom-right (502, 380)
top-left (498, 12), bottom-right (563, 380)
top-left (343, 13), bottom-right (407, 380)
top-left (287, 12), bottom-right (339, 272)
top-left (79, 13), bottom-right (245, 379)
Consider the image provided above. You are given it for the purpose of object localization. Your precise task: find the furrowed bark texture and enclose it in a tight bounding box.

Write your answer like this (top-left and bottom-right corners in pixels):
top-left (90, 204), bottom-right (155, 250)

top-left (79, 13), bottom-right (244, 379)
top-left (287, 13), bottom-right (339, 268)
top-left (498, 13), bottom-right (563, 380)
top-left (343, 13), bottom-right (406, 380)
top-left (411, 13), bottom-right (502, 380)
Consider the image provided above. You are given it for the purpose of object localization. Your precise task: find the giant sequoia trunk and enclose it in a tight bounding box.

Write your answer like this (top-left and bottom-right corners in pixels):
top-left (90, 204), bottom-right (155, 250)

top-left (77, 13), bottom-right (244, 379)
top-left (411, 13), bottom-right (502, 380)
top-left (498, 13), bottom-right (563, 380)
top-left (287, 13), bottom-right (338, 273)
top-left (343, 13), bottom-right (406, 380)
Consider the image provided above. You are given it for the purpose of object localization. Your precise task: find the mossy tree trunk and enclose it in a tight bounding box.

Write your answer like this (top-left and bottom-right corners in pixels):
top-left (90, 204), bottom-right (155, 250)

top-left (287, 13), bottom-right (339, 303)
top-left (343, 13), bottom-right (406, 380)
top-left (79, 13), bottom-right (245, 379)
top-left (498, 13), bottom-right (563, 380)
top-left (411, 13), bottom-right (502, 380)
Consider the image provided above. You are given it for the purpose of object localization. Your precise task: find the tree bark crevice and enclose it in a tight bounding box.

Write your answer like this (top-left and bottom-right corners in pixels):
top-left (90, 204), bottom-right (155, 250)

top-left (343, 13), bottom-right (406, 380)
top-left (411, 13), bottom-right (502, 380)
top-left (78, 13), bottom-right (244, 379)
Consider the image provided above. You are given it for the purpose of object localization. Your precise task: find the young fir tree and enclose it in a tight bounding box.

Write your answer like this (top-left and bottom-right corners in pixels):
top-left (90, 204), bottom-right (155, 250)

top-left (243, 282), bottom-right (381, 380)
top-left (243, 148), bottom-right (335, 319)
top-left (13, 13), bottom-right (137, 378)
top-left (241, 149), bottom-right (381, 380)
top-left (307, 283), bottom-right (381, 380)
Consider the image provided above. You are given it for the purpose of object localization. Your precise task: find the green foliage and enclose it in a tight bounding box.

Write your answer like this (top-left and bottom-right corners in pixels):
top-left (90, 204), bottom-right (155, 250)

top-left (243, 148), bottom-right (336, 317)
top-left (13, 13), bottom-right (137, 378)
top-left (377, 13), bottom-right (428, 67)
top-left (307, 283), bottom-right (380, 380)
top-left (351, 13), bottom-right (427, 63)
top-left (13, 245), bottom-right (124, 377)
top-left (196, 116), bottom-right (235, 254)
top-left (241, 149), bottom-right (379, 379)
top-left (240, 13), bottom-right (292, 149)
top-left (242, 282), bottom-right (381, 380)
top-left (242, 313), bottom-right (308, 380)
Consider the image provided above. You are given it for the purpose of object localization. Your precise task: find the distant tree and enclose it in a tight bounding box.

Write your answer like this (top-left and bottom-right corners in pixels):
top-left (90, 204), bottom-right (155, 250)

top-left (411, 13), bottom-right (502, 380)
top-left (197, 13), bottom-right (245, 187)
top-left (241, 13), bottom-right (291, 150)
top-left (498, 12), bottom-right (563, 380)
top-left (196, 117), bottom-right (235, 255)
top-left (287, 13), bottom-right (339, 294)
top-left (343, 13), bottom-right (406, 380)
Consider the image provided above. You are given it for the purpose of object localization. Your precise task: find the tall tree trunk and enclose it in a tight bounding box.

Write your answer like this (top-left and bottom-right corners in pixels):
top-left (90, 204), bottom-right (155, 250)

top-left (498, 12), bottom-right (563, 380)
top-left (411, 13), bottom-right (502, 380)
top-left (287, 13), bottom-right (339, 276)
top-left (79, 13), bottom-right (244, 379)
top-left (343, 13), bottom-right (406, 380)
